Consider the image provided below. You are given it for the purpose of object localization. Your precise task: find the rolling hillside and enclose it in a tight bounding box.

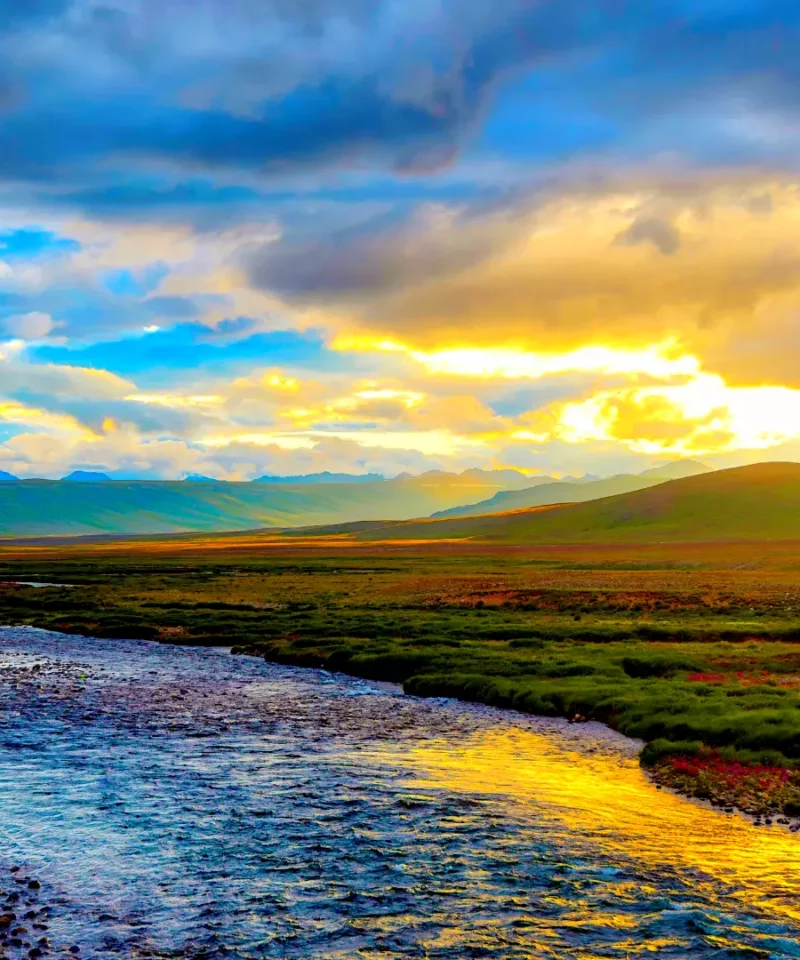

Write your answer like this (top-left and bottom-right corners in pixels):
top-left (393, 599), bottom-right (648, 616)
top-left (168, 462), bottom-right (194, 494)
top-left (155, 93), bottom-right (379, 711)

top-left (343, 463), bottom-right (800, 543)
top-left (0, 472), bottom-right (544, 537)
top-left (432, 460), bottom-right (710, 519)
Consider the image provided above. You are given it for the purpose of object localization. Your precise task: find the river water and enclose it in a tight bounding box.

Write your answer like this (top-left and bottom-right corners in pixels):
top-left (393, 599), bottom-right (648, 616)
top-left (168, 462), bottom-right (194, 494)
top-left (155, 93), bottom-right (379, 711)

top-left (1, 626), bottom-right (799, 959)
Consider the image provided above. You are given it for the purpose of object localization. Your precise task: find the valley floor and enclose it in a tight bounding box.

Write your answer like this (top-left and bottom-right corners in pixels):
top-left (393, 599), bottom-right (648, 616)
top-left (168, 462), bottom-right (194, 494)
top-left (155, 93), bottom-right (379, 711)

top-left (3, 534), bottom-right (800, 820)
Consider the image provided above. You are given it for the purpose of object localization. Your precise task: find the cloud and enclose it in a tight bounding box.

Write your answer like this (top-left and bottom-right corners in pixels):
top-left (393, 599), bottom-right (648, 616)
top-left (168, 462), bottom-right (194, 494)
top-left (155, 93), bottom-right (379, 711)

top-left (196, 432), bottom-right (480, 480)
top-left (0, 0), bottom-right (542, 185)
top-left (617, 216), bottom-right (681, 256)
top-left (0, 400), bottom-right (93, 439)
top-left (263, 176), bottom-right (800, 389)
top-left (247, 201), bottom-right (524, 300)
top-left (4, 311), bottom-right (55, 339)
top-left (0, 348), bottom-right (134, 400)
top-left (0, 427), bottom-right (211, 481)
top-left (0, 419), bottom-right (478, 481)
top-left (0, 214), bottom-right (287, 342)
top-left (524, 374), bottom-right (800, 456)
top-left (1, 0), bottom-right (800, 200)
top-left (3, 2), bottom-right (800, 482)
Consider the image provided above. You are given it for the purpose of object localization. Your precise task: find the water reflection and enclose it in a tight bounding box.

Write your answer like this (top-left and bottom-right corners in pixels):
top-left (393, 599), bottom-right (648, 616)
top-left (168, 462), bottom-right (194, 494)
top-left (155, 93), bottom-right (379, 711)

top-left (0, 627), bottom-right (798, 959)
top-left (405, 729), bottom-right (800, 936)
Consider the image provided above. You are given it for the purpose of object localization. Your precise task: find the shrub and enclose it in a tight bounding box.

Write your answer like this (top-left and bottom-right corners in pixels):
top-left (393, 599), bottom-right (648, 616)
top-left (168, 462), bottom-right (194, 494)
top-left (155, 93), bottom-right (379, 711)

top-left (621, 655), bottom-right (700, 678)
top-left (640, 739), bottom-right (706, 767)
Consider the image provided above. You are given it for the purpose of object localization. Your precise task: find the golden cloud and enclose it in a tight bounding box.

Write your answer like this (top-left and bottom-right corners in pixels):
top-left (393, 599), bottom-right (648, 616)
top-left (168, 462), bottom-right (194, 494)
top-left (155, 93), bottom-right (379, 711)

top-left (323, 178), bottom-right (800, 387)
top-left (0, 401), bottom-right (97, 439)
top-left (529, 374), bottom-right (800, 456)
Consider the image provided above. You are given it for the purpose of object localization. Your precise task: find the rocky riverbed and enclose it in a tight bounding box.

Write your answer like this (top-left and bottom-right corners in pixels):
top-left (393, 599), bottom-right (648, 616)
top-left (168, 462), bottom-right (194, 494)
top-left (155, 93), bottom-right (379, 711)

top-left (1, 626), bottom-right (800, 958)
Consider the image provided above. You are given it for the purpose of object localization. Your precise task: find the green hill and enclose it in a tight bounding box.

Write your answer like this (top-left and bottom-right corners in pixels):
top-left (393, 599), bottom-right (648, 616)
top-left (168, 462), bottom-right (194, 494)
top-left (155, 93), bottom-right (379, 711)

top-left (4, 462), bottom-right (787, 542)
top-left (346, 463), bottom-right (800, 543)
top-left (0, 472), bottom-right (540, 537)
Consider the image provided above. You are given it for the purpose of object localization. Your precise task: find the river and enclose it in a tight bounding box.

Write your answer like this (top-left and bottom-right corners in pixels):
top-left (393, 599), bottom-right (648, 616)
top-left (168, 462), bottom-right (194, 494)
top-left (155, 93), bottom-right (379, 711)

top-left (1, 626), bottom-right (799, 959)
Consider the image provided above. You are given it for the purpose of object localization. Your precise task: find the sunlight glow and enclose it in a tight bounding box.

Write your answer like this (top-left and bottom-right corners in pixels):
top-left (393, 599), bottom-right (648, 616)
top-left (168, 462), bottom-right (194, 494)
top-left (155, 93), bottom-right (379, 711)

top-left (263, 373), bottom-right (300, 392)
top-left (329, 388), bottom-right (425, 413)
top-left (334, 336), bottom-right (701, 381)
top-left (126, 393), bottom-right (225, 408)
top-left (552, 374), bottom-right (800, 455)
top-left (335, 333), bottom-right (800, 456)
top-left (411, 342), bottom-right (700, 381)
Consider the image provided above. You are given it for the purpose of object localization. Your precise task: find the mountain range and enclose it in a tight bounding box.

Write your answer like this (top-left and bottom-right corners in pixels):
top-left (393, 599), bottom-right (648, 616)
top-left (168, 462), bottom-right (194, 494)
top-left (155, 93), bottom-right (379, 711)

top-left (0, 469), bottom-right (552, 536)
top-left (0, 459), bottom-right (715, 537)
top-left (252, 471), bottom-right (385, 484)
top-left (0, 467), bottom-right (542, 487)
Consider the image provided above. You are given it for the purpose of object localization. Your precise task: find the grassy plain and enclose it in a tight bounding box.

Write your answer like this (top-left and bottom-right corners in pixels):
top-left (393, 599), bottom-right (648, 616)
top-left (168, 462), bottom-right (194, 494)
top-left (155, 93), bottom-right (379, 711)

top-left (4, 465), bottom-right (800, 816)
top-left (3, 531), bottom-right (800, 805)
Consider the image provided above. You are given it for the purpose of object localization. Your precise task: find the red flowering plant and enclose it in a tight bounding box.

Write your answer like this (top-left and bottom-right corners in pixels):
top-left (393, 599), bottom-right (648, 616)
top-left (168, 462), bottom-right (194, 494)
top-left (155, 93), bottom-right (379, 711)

top-left (647, 748), bottom-right (800, 818)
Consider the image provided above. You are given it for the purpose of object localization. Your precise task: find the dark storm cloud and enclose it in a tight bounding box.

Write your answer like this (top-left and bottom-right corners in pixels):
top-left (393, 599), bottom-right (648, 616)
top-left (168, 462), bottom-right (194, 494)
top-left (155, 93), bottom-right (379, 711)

top-left (245, 198), bottom-right (527, 301)
top-left (617, 217), bottom-right (682, 256)
top-left (0, 0), bottom-right (798, 220)
top-left (0, 3), bottom-right (793, 181)
top-left (0, 79), bottom-right (462, 184)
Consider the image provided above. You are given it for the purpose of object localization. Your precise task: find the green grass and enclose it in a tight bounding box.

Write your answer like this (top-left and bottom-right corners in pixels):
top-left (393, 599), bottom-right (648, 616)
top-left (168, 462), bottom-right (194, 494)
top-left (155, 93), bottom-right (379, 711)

top-left (3, 541), bottom-right (800, 771)
top-left (3, 466), bottom-right (800, 816)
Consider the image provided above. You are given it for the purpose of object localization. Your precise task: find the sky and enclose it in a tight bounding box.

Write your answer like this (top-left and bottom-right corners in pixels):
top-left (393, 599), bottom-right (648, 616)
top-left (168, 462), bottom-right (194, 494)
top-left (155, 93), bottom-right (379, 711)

top-left (2, 0), bottom-right (800, 480)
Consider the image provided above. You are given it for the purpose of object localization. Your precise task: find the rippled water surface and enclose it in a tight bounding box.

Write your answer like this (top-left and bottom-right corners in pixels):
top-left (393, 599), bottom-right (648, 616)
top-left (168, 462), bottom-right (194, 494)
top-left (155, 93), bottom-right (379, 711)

top-left (1, 626), bottom-right (800, 958)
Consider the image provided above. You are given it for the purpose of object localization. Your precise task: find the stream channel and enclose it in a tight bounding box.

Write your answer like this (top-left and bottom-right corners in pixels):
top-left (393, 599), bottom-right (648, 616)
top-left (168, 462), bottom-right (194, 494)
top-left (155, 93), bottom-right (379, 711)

top-left (1, 626), bottom-right (799, 958)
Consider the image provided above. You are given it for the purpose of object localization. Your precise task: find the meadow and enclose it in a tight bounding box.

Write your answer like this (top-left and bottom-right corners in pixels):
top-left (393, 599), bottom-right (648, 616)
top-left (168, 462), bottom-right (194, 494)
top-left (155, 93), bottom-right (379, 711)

top-left (2, 529), bottom-right (800, 817)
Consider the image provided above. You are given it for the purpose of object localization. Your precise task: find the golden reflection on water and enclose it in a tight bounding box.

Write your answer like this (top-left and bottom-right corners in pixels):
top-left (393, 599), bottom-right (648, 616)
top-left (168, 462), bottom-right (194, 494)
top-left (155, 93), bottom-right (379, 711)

top-left (399, 727), bottom-right (800, 925)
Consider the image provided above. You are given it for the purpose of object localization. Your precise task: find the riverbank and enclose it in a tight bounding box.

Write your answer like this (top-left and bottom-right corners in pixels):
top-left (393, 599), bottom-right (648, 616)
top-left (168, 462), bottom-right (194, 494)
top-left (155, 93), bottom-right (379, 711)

top-left (647, 751), bottom-right (800, 827)
top-left (230, 637), bottom-right (800, 825)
